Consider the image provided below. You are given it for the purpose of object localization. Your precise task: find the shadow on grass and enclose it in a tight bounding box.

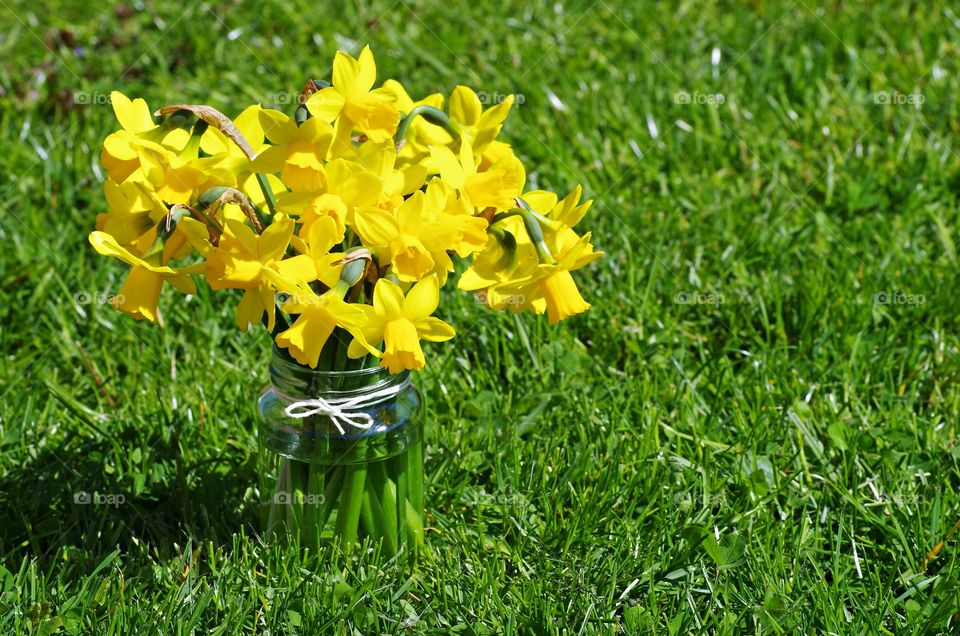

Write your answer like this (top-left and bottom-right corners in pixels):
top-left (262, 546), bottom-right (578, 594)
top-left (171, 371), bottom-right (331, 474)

top-left (0, 411), bottom-right (259, 570)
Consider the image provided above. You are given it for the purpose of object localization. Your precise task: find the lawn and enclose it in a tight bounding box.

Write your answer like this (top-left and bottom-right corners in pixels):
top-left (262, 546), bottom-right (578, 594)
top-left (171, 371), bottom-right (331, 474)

top-left (2, 0), bottom-right (960, 633)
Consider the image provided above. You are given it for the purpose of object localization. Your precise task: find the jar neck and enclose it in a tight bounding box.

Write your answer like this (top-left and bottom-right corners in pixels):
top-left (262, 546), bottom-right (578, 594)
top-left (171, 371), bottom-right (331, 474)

top-left (268, 346), bottom-right (408, 400)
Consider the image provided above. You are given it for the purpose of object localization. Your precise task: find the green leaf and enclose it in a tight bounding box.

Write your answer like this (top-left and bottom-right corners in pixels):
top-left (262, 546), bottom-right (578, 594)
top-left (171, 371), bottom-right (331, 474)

top-left (703, 533), bottom-right (746, 568)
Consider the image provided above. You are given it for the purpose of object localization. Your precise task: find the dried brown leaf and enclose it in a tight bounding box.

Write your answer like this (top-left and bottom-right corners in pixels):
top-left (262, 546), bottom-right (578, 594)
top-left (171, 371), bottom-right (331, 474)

top-left (154, 104), bottom-right (257, 160)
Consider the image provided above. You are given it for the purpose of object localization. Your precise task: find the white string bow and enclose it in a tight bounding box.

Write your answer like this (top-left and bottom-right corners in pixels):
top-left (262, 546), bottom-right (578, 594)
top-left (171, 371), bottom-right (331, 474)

top-left (283, 382), bottom-right (404, 435)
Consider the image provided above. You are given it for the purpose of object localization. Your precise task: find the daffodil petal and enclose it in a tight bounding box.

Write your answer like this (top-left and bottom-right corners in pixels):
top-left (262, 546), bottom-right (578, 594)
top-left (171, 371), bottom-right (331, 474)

top-left (403, 275), bottom-right (440, 321)
top-left (111, 266), bottom-right (164, 322)
top-left (306, 87), bottom-right (347, 122)
top-left (259, 216), bottom-right (294, 262)
top-left (258, 109), bottom-right (298, 145)
top-left (354, 207), bottom-right (399, 246)
top-left (373, 279), bottom-right (405, 318)
top-left (448, 86), bottom-right (482, 125)
top-left (111, 91), bottom-right (154, 133)
top-left (272, 254), bottom-right (318, 284)
top-left (415, 316), bottom-right (455, 342)
top-left (332, 49), bottom-right (369, 96)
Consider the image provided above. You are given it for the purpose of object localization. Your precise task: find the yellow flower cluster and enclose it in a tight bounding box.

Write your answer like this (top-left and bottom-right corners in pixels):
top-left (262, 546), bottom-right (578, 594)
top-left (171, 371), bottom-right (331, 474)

top-left (89, 46), bottom-right (602, 372)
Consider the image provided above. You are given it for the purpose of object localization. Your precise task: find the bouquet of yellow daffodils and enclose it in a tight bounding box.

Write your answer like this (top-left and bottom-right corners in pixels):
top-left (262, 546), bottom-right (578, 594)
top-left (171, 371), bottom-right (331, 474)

top-left (89, 46), bottom-right (601, 374)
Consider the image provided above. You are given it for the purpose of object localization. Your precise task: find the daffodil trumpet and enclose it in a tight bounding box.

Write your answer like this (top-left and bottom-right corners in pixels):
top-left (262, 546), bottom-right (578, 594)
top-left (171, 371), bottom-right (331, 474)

top-left (88, 46), bottom-right (602, 556)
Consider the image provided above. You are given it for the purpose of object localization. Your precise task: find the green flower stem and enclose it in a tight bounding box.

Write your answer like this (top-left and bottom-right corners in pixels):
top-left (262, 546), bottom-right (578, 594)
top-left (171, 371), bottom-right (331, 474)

top-left (395, 439), bottom-right (424, 562)
top-left (335, 463), bottom-right (367, 551)
top-left (489, 209), bottom-right (524, 225)
top-left (519, 211), bottom-right (556, 265)
top-left (404, 498), bottom-right (425, 560)
top-left (359, 487), bottom-right (377, 547)
top-left (371, 491), bottom-right (399, 556)
top-left (490, 206), bottom-right (557, 264)
top-left (269, 447), bottom-right (423, 558)
top-left (304, 454), bottom-right (328, 550)
top-left (393, 447), bottom-right (409, 554)
top-left (303, 469), bottom-right (334, 547)
top-left (267, 457), bottom-right (293, 538)
top-left (348, 442), bottom-right (401, 555)
top-left (394, 105), bottom-right (460, 144)
top-left (316, 335), bottom-right (339, 372)
top-left (368, 462), bottom-right (399, 555)
top-left (255, 172), bottom-right (278, 217)
top-left (316, 465), bottom-right (344, 534)
top-left (379, 465), bottom-right (400, 545)
top-left (288, 460), bottom-right (308, 545)
top-left (407, 438), bottom-right (424, 516)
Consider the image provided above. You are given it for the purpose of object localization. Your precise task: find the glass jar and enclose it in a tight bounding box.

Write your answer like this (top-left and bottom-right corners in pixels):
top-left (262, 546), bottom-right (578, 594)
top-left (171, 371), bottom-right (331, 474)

top-left (258, 347), bottom-right (424, 561)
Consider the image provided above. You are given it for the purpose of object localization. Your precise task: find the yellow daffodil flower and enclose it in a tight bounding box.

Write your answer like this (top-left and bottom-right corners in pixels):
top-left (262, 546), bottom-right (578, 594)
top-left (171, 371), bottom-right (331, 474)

top-left (97, 178), bottom-right (168, 251)
top-left (141, 149), bottom-right (229, 206)
top-left (136, 135), bottom-right (235, 206)
top-left (273, 215), bottom-right (345, 290)
top-left (382, 79), bottom-right (449, 160)
top-left (202, 216), bottom-right (302, 331)
top-left (457, 227), bottom-right (537, 303)
top-left (447, 85), bottom-right (514, 155)
top-left (275, 156), bottom-right (382, 234)
top-left (88, 231), bottom-right (202, 323)
top-left (353, 182), bottom-right (488, 283)
top-left (305, 45), bottom-right (399, 150)
top-left (91, 48), bottom-right (602, 374)
top-left (100, 91), bottom-right (195, 185)
top-left (252, 109), bottom-right (334, 192)
top-left (100, 92), bottom-right (161, 183)
top-left (430, 143), bottom-right (525, 211)
top-left (348, 276), bottom-right (455, 373)
top-left (265, 272), bottom-right (378, 368)
top-left (353, 196), bottom-right (434, 281)
top-left (460, 186), bottom-right (601, 323)
top-left (276, 191), bottom-right (349, 236)
top-left (496, 231), bottom-right (602, 324)
top-left (419, 178), bottom-right (489, 257)
top-left (347, 140), bottom-right (426, 211)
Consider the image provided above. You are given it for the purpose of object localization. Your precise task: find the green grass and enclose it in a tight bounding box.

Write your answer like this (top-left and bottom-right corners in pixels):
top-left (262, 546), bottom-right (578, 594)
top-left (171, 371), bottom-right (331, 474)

top-left (3, 0), bottom-right (960, 632)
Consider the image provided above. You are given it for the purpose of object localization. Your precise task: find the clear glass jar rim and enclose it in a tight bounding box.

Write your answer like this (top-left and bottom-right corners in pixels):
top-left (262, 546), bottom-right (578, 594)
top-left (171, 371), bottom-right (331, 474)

top-left (270, 345), bottom-right (390, 378)
top-left (268, 345), bottom-right (412, 400)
